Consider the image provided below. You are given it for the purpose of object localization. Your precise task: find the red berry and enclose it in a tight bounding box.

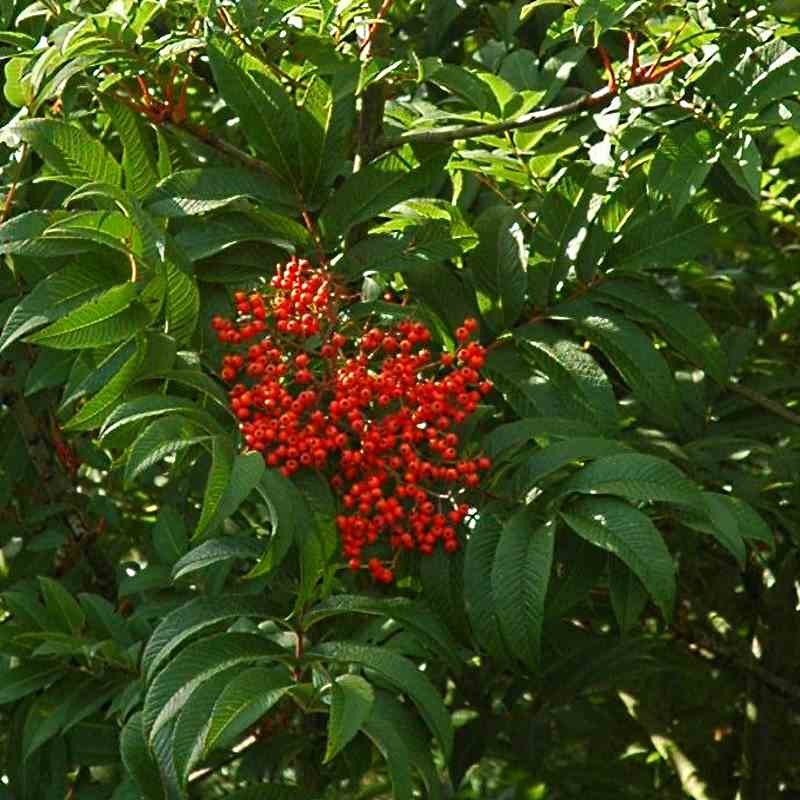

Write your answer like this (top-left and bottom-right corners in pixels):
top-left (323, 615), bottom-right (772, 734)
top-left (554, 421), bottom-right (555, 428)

top-left (214, 261), bottom-right (492, 583)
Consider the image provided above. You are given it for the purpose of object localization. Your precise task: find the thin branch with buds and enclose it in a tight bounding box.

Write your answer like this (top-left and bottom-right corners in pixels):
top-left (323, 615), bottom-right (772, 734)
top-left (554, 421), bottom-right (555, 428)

top-left (376, 86), bottom-right (614, 154)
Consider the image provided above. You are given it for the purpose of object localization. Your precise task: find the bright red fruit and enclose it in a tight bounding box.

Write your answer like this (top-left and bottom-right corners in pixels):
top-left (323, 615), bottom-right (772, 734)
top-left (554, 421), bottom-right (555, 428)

top-left (215, 256), bottom-right (493, 582)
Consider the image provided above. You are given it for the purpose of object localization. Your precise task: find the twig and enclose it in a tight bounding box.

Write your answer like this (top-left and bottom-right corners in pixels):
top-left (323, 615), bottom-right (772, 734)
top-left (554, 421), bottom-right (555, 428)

top-left (619, 691), bottom-right (718, 800)
top-left (301, 209), bottom-right (329, 267)
top-left (646, 17), bottom-right (689, 79)
top-left (375, 86), bottom-right (614, 154)
top-left (1, 144), bottom-right (29, 224)
top-left (726, 381), bottom-right (800, 427)
top-left (216, 6), bottom-right (299, 88)
top-left (8, 386), bottom-right (116, 598)
top-left (163, 119), bottom-right (285, 183)
top-left (473, 173), bottom-right (537, 232)
top-left (360, 0), bottom-right (395, 58)
top-left (597, 46), bottom-right (617, 93)
top-left (128, 252), bottom-right (138, 283)
top-left (188, 734), bottom-right (259, 784)
top-left (671, 619), bottom-right (800, 704)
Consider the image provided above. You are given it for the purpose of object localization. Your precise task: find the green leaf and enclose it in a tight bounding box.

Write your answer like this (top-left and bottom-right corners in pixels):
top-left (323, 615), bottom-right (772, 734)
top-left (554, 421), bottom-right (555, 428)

top-left (607, 204), bottom-right (742, 272)
top-left (298, 76), bottom-right (332, 202)
top-left (65, 182), bottom-right (167, 269)
top-left (100, 394), bottom-right (224, 440)
top-left (491, 511), bottom-right (554, 669)
top-left (324, 675), bottom-right (374, 764)
top-left (0, 261), bottom-right (116, 353)
top-left (369, 691), bottom-right (443, 800)
top-left (165, 261), bottom-right (200, 344)
top-left (171, 537), bottom-right (263, 581)
top-left (203, 665), bottom-right (293, 755)
top-left (308, 641), bottom-right (453, 758)
top-left (60, 342), bottom-right (133, 410)
top-left (207, 36), bottom-right (300, 185)
top-left (38, 577), bottom-right (85, 634)
top-left (174, 213), bottom-right (307, 261)
top-left (247, 469), bottom-right (303, 578)
top-left (26, 283), bottom-right (151, 350)
top-left (24, 349), bottom-right (76, 396)
top-left (500, 49), bottom-right (547, 95)
top-left (152, 507), bottom-right (189, 567)
top-left (143, 632), bottom-right (283, 741)
top-left (560, 496), bottom-right (676, 618)
top-left (0, 211), bottom-right (86, 258)
top-left (157, 369), bottom-right (230, 409)
top-left (170, 667), bottom-right (241, 784)
top-left (320, 152), bottom-right (447, 239)
top-left (545, 534), bottom-right (607, 620)
top-left (648, 122), bottom-right (719, 215)
top-left (102, 98), bottom-right (160, 199)
top-left (11, 119), bottom-right (122, 187)
top-left (119, 565), bottom-right (171, 597)
top-left (145, 168), bottom-right (300, 217)
top-left (509, 437), bottom-right (631, 495)
top-left (195, 437), bottom-right (236, 539)
top-left (124, 415), bottom-right (210, 484)
top-left (483, 417), bottom-right (599, 459)
top-left (306, 595), bottom-right (460, 670)
top-left (466, 206), bottom-right (527, 330)
top-left (560, 452), bottom-right (703, 509)
top-left (120, 711), bottom-right (164, 800)
top-left (483, 345), bottom-right (565, 419)
top-left (464, 511), bottom-right (512, 662)
top-left (421, 59), bottom-right (496, 115)
top-left (149, 718), bottom-right (181, 799)
top-left (721, 132), bottom-right (762, 199)
top-left (608, 557), bottom-right (648, 633)
top-left (532, 167), bottom-right (607, 298)
top-left (64, 336), bottom-right (146, 431)
top-left (594, 280), bottom-right (728, 384)
top-left (732, 37), bottom-right (800, 120)
top-left (142, 595), bottom-right (272, 680)
top-left (574, 0), bottom-right (641, 44)
top-left (23, 678), bottom-right (116, 762)
top-left (700, 492), bottom-right (746, 566)
top-left (516, 324), bottom-right (618, 432)
top-left (79, 594), bottom-right (133, 649)
top-left (4, 56), bottom-right (33, 107)
top-left (723, 496), bottom-right (773, 545)
top-left (569, 310), bottom-right (682, 428)
top-left (338, 227), bottom-right (464, 279)
top-left (40, 211), bottom-right (135, 259)
top-left (298, 72), bottom-right (355, 204)
top-left (361, 706), bottom-right (413, 800)
top-left (419, 545), bottom-right (471, 645)
top-left (223, 788), bottom-right (306, 800)
top-left (0, 664), bottom-right (62, 705)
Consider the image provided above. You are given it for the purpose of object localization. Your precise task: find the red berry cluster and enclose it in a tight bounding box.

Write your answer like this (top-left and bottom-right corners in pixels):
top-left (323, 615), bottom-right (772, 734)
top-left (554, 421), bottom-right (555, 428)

top-left (212, 256), bottom-right (492, 583)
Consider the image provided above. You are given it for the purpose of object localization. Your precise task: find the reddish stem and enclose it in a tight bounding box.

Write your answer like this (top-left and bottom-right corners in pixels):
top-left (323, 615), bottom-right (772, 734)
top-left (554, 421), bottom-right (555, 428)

top-left (597, 46), bottom-right (617, 94)
top-left (360, 0), bottom-right (394, 56)
top-left (644, 56), bottom-right (685, 83)
top-left (301, 209), bottom-right (328, 268)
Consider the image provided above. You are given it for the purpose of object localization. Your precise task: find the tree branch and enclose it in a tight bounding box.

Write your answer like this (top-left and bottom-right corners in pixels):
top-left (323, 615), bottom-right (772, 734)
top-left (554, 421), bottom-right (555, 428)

top-left (1, 144), bottom-right (29, 224)
top-left (619, 691), bottom-right (718, 800)
top-left (671, 620), bottom-right (800, 704)
top-left (375, 86), bottom-right (614, 154)
top-left (726, 381), bottom-right (800, 427)
top-left (7, 385), bottom-right (116, 598)
top-left (164, 120), bottom-right (284, 183)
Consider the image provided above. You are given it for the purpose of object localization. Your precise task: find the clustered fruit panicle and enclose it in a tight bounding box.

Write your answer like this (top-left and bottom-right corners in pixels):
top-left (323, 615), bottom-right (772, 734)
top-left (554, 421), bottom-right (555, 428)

top-left (213, 256), bottom-right (492, 583)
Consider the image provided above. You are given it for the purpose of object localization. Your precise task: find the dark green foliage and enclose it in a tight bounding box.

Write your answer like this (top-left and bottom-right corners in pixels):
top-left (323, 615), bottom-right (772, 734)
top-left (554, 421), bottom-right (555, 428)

top-left (1, 1), bottom-right (799, 799)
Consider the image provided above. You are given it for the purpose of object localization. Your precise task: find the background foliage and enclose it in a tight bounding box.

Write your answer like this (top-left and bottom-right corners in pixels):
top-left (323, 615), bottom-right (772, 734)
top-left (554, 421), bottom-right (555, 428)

top-left (1, 0), bottom-right (799, 798)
